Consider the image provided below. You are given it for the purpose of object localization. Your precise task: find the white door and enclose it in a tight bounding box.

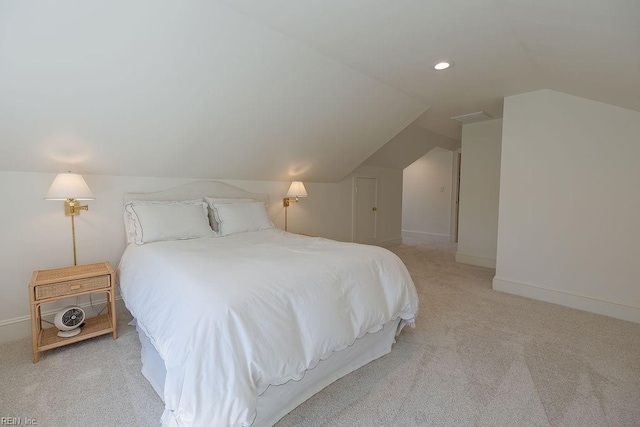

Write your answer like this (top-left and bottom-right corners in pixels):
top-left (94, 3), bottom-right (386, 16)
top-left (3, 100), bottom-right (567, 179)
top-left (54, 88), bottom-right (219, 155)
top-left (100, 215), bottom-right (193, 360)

top-left (354, 177), bottom-right (378, 243)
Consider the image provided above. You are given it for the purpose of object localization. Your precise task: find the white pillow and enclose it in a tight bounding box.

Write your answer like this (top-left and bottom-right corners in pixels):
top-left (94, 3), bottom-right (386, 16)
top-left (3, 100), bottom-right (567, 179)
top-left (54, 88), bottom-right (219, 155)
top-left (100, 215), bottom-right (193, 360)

top-left (211, 202), bottom-right (274, 236)
top-left (124, 199), bottom-right (205, 243)
top-left (124, 200), bottom-right (215, 244)
top-left (204, 197), bottom-right (255, 233)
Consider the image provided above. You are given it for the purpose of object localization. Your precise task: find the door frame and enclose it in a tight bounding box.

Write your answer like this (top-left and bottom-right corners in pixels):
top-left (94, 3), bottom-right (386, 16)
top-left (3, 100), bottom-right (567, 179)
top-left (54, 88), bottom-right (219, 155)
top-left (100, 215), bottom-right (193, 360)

top-left (352, 174), bottom-right (378, 243)
top-left (450, 148), bottom-right (462, 242)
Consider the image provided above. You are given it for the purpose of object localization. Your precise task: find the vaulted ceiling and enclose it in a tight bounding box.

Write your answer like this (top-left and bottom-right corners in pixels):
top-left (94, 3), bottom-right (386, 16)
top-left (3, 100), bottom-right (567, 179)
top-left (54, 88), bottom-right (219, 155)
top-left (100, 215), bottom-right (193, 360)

top-left (1, 1), bottom-right (638, 182)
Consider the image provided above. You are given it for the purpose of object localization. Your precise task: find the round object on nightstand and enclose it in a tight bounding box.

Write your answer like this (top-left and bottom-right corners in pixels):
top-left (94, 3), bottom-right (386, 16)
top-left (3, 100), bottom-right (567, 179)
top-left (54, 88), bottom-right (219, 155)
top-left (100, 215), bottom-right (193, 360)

top-left (54, 306), bottom-right (85, 338)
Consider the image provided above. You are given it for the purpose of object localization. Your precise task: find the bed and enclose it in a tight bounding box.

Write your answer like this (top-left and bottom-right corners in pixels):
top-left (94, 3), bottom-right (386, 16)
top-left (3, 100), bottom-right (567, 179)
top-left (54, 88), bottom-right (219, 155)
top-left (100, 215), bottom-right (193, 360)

top-left (117, 181), bottom-right (419, 427)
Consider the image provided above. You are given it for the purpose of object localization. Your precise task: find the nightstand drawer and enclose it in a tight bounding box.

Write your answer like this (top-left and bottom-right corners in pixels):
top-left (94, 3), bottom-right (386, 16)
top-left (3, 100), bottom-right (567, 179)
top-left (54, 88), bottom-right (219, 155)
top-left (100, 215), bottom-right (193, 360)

top-left (35, 275), bottom-right (109, 300)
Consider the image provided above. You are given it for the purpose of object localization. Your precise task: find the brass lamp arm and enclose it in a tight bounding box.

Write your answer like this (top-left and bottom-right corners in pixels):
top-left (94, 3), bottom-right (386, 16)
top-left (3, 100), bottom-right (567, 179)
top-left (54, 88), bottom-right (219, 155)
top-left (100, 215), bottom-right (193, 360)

top-left (65, 198), bottom-right (90, 216)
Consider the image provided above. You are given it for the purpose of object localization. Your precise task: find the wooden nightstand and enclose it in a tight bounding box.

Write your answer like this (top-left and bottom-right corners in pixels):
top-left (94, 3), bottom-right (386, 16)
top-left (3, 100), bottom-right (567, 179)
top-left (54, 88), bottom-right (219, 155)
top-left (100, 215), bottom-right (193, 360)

top-left (28, 262), bottom-right (117, 363)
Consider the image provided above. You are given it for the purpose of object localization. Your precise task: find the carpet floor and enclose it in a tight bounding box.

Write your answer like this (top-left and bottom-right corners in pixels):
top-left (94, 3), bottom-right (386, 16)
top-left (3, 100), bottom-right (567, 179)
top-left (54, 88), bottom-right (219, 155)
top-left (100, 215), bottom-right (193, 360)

top-left (2, 241), bottom-right (639, 426)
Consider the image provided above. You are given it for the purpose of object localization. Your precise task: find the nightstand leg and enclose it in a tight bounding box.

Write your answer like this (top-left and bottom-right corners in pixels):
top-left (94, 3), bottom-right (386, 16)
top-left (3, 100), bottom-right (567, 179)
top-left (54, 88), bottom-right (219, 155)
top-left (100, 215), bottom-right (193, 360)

top-left (30, 303), bottom-right (39, 363)
top-left (109, 290), bottom-right (118, 340)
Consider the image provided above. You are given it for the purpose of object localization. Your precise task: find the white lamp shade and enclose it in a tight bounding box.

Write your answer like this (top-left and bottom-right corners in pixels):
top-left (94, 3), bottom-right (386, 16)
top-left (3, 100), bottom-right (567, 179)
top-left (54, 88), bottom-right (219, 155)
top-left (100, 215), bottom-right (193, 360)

top-left (45, 173), bottom-right (95, 200)
top-left (286, 181), bottom-right (307, 198)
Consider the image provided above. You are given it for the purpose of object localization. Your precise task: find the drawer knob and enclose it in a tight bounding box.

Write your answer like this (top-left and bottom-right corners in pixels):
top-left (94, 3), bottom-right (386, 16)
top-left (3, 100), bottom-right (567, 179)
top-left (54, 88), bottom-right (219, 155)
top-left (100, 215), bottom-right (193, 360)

top-left (70, 284), bottom-right (81, 290)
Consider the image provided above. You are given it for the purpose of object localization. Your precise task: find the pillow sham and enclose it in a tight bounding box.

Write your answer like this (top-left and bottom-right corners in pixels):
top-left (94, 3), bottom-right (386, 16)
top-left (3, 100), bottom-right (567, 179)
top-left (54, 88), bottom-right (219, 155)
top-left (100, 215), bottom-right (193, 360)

top-left (204, 197), bottom-right (255, 233)
top-left (124, 200), bottom-right (215, 244)
top-left (211, 201), bottom-right (274, 236)
top-left (123, 199), bottom-right (206, 243)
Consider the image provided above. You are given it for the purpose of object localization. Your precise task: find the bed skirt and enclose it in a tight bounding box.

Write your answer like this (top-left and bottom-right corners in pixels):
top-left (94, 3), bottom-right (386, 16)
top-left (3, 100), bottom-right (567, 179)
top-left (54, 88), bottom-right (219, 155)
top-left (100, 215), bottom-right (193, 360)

top-left (137, 318), bottom-right (402, 426)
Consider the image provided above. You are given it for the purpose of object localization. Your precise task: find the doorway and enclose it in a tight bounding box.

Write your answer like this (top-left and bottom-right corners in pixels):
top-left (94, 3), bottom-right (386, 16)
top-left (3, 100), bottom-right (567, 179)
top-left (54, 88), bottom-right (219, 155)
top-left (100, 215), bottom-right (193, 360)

top-left (402, 147), bottom-right (460, 245)
top-left (353, 176), bottom-right (378, 243)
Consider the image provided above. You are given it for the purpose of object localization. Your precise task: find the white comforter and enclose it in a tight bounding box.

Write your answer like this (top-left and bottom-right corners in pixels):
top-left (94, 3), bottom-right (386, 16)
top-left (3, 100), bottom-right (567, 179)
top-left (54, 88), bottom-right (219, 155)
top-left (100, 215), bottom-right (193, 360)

top-left (118, 229), bottom-right (418, 426)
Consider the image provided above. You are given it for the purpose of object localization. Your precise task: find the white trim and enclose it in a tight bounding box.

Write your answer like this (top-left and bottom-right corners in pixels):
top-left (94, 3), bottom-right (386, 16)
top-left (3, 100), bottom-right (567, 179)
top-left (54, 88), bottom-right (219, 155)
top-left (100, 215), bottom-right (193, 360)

top-left (493, 276), bottom-right (640, 323)
top-left (0, 296), bottom-right (124, 343)
top-left (455, 252), bottom-right (496, 268)
top-left (402, 230), bottom-right (451, 244)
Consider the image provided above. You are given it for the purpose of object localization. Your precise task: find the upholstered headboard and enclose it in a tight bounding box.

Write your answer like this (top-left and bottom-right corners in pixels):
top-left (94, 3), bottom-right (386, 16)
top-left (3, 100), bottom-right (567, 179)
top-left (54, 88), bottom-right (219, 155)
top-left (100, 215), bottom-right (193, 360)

top-left (124, 180), bottom-right (269, 204)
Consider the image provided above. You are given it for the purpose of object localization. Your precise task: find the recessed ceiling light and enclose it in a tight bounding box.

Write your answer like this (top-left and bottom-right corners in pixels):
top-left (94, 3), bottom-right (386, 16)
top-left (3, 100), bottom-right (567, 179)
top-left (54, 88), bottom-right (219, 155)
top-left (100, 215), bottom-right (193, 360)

top-left (434, 61), bottom-right (452, 71)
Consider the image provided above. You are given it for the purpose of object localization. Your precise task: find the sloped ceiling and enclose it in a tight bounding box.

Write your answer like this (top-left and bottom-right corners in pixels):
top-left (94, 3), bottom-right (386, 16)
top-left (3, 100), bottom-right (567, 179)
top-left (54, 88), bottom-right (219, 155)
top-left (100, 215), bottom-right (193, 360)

top-left (0, 1), bottom-right (426, 182)
top-left (223, 0), bottom-right (640, 139)
top-left (1, 1), bottom-right (639, 181)
top-left (364, 124), bottom-right (459, 170)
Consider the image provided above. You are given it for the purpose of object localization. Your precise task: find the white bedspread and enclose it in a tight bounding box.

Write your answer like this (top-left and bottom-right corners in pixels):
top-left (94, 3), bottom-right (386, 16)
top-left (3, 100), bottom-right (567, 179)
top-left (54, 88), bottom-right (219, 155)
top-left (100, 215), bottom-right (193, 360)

top-left (118, 229), bottom-right (418, 427)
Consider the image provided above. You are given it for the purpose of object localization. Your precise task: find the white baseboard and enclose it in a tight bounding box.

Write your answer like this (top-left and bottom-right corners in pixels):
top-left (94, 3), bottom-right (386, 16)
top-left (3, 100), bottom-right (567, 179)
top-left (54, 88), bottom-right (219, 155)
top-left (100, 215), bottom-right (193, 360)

top-left (402, 230), bottom-right (451, 244)
top-left (493, 276), bottom-right (640, 324)
top-left (455, 252), bottom-right (496, 269)
top-left (0, 297), bottom-right (125, 344)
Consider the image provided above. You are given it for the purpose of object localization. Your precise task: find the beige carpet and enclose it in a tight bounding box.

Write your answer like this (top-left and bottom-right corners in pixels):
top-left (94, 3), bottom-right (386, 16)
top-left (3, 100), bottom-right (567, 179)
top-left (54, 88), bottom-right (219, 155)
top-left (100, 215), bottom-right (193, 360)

top-left (2, 242), bottom-right (639, 426)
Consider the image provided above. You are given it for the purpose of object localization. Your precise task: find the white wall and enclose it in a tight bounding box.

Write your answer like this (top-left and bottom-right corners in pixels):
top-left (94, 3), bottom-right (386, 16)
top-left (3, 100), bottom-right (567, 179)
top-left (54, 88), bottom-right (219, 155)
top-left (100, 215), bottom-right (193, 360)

top-left (284, 165), bottom-right (403, 245)
top-left (402, 147), bottom-right (453, 243)
top-left (0, 167), bottom-right (403, 341)
top-left (455, 119), bottom-right (502, 268)
top-left (494, 89), bottom-right (640, 323)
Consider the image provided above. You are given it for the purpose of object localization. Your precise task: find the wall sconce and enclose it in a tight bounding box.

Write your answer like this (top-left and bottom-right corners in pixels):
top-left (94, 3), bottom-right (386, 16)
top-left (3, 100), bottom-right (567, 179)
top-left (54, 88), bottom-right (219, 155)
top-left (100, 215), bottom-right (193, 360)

top-left (44, 172), bottom-right (94, 266)
top-left (283, 181), bottom-right (307, 232)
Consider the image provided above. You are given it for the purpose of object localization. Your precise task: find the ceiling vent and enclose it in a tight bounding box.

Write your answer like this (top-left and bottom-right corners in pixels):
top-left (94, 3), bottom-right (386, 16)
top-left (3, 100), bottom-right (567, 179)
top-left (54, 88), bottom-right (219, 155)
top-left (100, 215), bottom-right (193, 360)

top-left (451, 111), bottom-right (493, 124)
